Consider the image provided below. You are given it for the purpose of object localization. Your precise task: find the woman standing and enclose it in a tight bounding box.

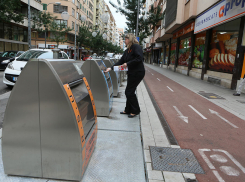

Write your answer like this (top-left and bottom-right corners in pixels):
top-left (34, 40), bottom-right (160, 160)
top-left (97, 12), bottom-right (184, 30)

top-left (105, 33), bottom-right (145, 118)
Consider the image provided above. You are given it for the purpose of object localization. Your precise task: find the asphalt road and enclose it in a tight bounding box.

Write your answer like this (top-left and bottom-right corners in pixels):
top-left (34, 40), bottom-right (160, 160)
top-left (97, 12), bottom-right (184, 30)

top-left (0, 71), bottom-right (12, 95)
top-left (144, 66), bottom-right (245, 182)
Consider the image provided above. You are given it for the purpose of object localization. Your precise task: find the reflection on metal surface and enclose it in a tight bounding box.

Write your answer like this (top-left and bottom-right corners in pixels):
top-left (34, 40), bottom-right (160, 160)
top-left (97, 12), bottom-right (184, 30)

top-left (2, 59), bottom-right (97, 181)
top-left (81, 59), bottom-right (113, 116)
top-left (103, 58), bottom-right (119, 97)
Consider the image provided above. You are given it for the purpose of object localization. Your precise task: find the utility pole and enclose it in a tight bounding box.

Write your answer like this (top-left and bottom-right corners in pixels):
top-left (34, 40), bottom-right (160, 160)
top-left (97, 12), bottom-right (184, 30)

top-left (28, 0), bottom-right (31, 49)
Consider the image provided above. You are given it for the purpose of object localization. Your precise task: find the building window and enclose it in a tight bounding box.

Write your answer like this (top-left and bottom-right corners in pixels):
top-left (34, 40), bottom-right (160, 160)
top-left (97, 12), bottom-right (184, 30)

top-left (77, 12), bottom-right (79, 19)
top-left (54, 19), bottom-right (68, 27)
top-left (72, 0), bottom-right (75, 3)
top-left (72, 8), bottom-right (75, 16)
top-left (53, 5), bottom-right (68, 13)
top-left (72, 21), bottom-right (75, 29)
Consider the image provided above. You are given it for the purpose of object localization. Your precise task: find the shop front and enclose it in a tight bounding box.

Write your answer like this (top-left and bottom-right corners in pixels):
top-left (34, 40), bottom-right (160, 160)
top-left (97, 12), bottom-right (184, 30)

top-left (171, 22), bottom-right (195, 74)
top-left (194, 0), bottom-right (245, 89)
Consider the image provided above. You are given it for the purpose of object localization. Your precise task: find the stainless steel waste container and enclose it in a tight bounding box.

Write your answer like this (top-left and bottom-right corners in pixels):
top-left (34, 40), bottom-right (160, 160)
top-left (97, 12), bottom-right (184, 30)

top-left (103, 58), bottom-right (119, 96)
top-left (81, 59), bottom-right (113, 116)
top-left (2, 59), bottom-right (97, 181)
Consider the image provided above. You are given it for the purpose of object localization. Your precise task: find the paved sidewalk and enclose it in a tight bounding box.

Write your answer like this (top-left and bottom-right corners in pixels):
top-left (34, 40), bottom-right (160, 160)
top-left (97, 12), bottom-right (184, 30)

top-left (145, 63), bottom-right (245, 121)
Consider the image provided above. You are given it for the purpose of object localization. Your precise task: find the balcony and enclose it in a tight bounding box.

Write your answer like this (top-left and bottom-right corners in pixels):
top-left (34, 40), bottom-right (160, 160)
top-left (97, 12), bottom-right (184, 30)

top-left (154, 28), bottom-right (161, 41)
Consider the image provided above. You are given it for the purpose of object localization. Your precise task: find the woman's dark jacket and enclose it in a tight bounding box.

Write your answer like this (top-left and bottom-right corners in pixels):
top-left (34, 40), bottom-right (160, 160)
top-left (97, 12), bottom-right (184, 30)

top-left (111, 44), bottom-right (145, 73)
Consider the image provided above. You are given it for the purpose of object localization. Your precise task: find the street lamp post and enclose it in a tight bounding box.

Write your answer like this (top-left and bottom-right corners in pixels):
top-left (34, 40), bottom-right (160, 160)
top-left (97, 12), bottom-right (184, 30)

top-left (28, 0), bottom-right (31, 50)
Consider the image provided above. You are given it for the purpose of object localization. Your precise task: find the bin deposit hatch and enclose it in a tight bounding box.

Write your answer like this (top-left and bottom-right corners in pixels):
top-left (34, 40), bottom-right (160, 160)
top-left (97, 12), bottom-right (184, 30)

top-left (103, 58), bottom-right (119, 97)
top-left (81, 59), bottom-right (113, 116)
top-left (2, 59), bottom-right (97, 181)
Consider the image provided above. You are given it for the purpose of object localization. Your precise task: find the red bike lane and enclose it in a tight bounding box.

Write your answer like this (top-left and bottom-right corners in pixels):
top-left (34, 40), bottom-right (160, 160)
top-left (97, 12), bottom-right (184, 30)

top-left (144, 66), bottom-right (245, 182)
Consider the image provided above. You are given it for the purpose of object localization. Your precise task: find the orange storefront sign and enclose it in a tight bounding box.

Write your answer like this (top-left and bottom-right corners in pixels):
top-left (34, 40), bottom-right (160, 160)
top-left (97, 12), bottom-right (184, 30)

top-left (173, 22), bottom-right (195, 39)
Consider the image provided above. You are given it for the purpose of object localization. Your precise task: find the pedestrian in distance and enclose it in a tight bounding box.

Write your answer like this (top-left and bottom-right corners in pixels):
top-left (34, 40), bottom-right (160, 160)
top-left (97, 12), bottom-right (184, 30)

top-left (233, 73), bottom-right (245, 96)
top-left (105, 33), bottom-right (145, 118)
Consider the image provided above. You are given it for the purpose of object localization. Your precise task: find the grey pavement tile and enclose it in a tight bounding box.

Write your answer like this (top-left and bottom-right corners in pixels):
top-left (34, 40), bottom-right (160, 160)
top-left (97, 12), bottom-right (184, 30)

top-left (182, 173), bottom-right (197, 180)
top-left (148, 171), bottom-right (164, 181)
top-left (163, 171), bottom-right (185, 182)
top-left (149, 180), bottom-right (165, 182)
top-left (83, 130), bottom-right (145, 182)
top-left (144, 150), bottom-right (151, 163)
top-left (147, 163), bottom-right (153, 171)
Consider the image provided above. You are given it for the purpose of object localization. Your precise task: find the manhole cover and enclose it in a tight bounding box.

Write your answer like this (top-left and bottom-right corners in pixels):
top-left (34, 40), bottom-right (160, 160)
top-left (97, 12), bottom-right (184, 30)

top-left (237, 100), bottom-right (245, 104)
top-left (149, 146), bottom-right (204, 174)
top-left (198, 92), bottom-right (225, 99)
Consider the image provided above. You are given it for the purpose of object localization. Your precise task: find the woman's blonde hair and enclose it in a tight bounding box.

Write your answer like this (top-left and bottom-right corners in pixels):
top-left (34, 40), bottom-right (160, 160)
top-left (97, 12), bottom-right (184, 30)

top-left (125, 33), bottom-right (139, 49)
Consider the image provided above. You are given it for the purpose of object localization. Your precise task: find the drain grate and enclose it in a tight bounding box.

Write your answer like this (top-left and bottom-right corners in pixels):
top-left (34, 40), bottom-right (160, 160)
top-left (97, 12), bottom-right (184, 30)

top-left (198, 92), bottom-right (225, 99)
top-left (150, 146), bottom-right (204, 174)
top-left (237, 100), bottom-right (245, 104)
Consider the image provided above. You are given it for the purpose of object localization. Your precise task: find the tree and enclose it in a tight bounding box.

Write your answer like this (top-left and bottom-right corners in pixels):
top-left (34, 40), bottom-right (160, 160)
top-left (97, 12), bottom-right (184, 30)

top-left (109, 0), bottom-right (164, 45)
top-left (77, 23), bottom-right (92, 50)
top-left (32, 12), bottom-right (72, 48)
top-left (49, 21), bottom-right (72, 48)
top-left (0, 0), bottom-right (24, 23)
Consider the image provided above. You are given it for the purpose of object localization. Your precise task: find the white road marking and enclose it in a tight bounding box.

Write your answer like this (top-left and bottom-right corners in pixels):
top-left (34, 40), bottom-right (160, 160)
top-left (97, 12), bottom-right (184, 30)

top-left (189, 105), bottom-right (207, 119)
top-left (200, 134), bottom-right (203, 136)
top-left (220, 166), bottom-right (240, 176)
top-left (151, 73), bottom-right (154, 75)
top-left (167, 86), bottom-right (174, 92)
top-left (213, 170), bottom-right (225, 182)
top-left (173, 106), bottom-right (188, 123)
top-left (157, 78), bottom-right (161, 81)
top-left (209, 109), bottom-right (238, 128)
top-left (213, 149), bottom-right (245, 173)
top-left (210, 154), bottom-right (228, 163)
top-left (198, 149), bottom-right (215, 169)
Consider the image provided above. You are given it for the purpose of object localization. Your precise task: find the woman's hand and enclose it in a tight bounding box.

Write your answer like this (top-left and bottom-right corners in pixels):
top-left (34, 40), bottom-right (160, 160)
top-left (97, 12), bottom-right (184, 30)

top-left (104, 67), bottom-right (111, 73)
top-left (122, 63), bottom-right (127, 69)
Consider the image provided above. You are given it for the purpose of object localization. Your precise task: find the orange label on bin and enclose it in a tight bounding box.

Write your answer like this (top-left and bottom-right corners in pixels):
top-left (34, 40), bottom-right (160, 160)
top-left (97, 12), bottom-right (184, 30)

top-left (63, 84), bottom-right (85, 148)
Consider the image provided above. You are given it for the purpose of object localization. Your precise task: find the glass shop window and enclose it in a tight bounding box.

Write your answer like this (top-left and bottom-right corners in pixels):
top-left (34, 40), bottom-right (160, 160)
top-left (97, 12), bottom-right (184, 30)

top-left (209, 18), bottom-right (241, 73)
top-left (193, 32), bottom-right (206, 69)
top-left (178, 37), bottom-right (191, 66)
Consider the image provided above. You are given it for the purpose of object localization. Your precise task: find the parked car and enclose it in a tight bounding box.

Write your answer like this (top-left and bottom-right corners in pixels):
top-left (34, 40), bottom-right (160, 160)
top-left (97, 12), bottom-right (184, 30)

top-left (0, 51), bottom-right (25, 70)
top-left (3, 49), bottom-right (70, 87)
top-left (83, 55), bottom-right (92, 61)
top-left (106, 53), bottom-right (115, 58)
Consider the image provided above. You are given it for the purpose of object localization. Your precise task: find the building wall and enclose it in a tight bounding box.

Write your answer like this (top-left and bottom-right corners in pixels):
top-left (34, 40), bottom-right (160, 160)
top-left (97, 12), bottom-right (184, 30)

top-left (0, 0), bottom-right (43, 52)
top-left (196, 0), bottom-right (220, 15)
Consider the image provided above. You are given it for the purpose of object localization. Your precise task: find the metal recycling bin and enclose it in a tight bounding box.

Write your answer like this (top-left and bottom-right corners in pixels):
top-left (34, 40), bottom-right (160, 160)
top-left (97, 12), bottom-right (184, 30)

top-left (103, 58), bottom-right (119, 97)
top-left (2, 59), bottom-right (97, 181)
top-left (81, 59), bottom-right (113, 116)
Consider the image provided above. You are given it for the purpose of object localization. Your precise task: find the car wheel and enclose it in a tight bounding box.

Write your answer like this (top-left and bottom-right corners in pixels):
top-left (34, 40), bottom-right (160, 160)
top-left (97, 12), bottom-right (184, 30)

top-left (6, 84), bottom-right (13, 88)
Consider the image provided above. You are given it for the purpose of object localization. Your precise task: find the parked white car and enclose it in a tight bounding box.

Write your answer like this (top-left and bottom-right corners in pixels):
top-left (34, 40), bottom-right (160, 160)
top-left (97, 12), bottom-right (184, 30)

top-left (3, 49), bottom-right (70, 87)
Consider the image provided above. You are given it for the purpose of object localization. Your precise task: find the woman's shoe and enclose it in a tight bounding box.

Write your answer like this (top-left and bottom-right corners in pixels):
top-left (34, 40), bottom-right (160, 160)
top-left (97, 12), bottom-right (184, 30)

top-left (128, 114), bottom-right (137, 118)
top-left (120, 111), bottom-right (128, 114)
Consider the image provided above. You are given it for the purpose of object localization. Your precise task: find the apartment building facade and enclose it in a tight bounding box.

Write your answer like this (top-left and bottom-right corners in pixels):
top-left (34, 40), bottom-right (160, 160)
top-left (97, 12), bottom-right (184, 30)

top-left (118, 28), bottom-right (124, 50)
top-left (36, 0), bottom-right (94, 57)
top-left (0, 0), bottom-right (43, 52)
top-left (145, 0), bottom-right (245, 92)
